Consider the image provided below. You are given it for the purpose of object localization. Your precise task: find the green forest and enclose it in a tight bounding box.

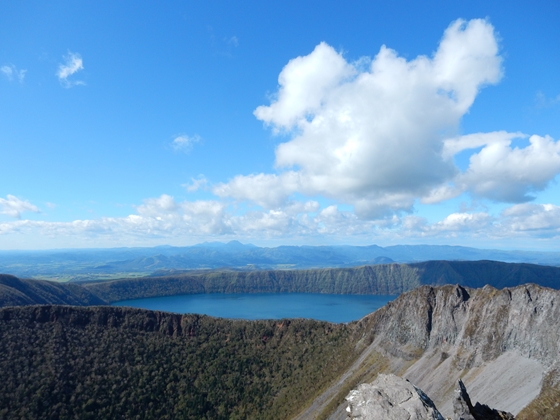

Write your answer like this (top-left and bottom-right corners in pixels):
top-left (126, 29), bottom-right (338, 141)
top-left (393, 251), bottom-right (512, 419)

top-left (0, 305), bottom-right (369, 420)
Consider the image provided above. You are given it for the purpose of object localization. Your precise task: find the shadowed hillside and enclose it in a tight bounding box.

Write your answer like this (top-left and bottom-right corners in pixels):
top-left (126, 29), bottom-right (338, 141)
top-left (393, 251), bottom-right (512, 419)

top-left (0, 274), bottom-right (107, 307)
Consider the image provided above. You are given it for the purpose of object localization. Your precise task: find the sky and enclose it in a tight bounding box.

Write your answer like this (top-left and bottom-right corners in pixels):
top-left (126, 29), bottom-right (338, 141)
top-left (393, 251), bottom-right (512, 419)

top-left (1, 1), bottom-right (560, 251)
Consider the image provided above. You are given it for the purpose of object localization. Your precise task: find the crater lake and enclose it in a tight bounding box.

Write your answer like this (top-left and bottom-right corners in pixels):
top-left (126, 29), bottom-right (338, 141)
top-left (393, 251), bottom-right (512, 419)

top-left (112, 293), bottom-right (396, 323)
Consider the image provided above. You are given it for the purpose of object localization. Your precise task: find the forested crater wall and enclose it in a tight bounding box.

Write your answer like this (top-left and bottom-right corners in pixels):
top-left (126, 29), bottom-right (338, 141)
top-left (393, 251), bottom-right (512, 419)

top-left (0, 305), bottom-right (361, 420)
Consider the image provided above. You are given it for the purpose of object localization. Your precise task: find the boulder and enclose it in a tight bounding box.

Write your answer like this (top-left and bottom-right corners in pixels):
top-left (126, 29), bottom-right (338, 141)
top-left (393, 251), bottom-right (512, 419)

top-left (345, 374), bottom-right (445, 420)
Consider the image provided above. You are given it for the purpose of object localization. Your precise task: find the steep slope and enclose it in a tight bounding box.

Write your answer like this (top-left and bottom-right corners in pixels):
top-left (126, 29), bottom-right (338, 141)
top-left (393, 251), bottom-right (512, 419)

top-left (0, 274), bottom-right (107, 307)
top-left (299, 284), bottom-right (560, 419)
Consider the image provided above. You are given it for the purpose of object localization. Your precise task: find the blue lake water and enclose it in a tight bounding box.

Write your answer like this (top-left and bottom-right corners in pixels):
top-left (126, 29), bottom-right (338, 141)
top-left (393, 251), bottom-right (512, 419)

top-left (112, 293), bottom-right (397, 323)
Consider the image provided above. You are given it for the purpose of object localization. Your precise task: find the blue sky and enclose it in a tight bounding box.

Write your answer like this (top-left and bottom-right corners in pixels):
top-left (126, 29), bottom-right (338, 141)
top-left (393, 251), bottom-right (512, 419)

top-left (1, 1), bottom-right (560, 250)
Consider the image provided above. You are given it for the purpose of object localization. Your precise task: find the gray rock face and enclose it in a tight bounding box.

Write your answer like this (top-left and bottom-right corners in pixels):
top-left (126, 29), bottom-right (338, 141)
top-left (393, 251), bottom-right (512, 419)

top-left (368, 283), bottom-right (560, 370)
top-left (361, 284), bottom-right (560, 414)
top-left (453, 379), bottom-right (476, 420)
top-left (303, 284), bottom-right (560, 419)
top-left (345, 374), bottom-right (445, 420)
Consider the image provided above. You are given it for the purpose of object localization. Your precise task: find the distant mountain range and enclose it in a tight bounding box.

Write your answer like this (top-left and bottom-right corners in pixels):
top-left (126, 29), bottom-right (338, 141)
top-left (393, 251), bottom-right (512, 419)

top-left (0, 241), bottom-right (559, 279)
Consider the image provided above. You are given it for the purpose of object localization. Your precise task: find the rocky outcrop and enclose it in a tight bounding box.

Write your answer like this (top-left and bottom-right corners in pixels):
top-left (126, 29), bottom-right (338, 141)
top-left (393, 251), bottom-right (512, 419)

top-left (345, 375), bottom-right (513, 420)
top-left (345, 374), bottom-right (444, 420)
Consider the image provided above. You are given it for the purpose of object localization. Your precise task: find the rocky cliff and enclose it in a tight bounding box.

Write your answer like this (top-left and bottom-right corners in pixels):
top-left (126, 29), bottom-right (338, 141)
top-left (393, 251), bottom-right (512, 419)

top-left (84, 260), bottom-right (560, 302)
top-left (299, 283), bottom-right (560, 419)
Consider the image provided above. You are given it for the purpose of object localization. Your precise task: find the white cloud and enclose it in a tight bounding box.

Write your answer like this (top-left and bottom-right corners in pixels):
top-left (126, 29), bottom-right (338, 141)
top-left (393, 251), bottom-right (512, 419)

top-left (0, 195), bottom-right (40, 218)
top-left (222, 19), bottom-right (504, 218)
top-left (135, 194), bottom-right (178, 216)
top-left (135, 194), bottom-right (233, 235)
top-left (432, 212), bottom-right (493, 232)
top-left (442, 131), bottom-right (524, 159)
top-left (254, 42), bottom-right (355, 130)
top-left (171, 134), bottom-right (201, 153)
top-left (213, 172), bottom-right (301, 208)
top-left (57, 52), bottom-right (85, 88)
top-left (2, 192), bottom-right (560, 248)
top-left (1, 64), bottom-right (26, 83)
top-left (458, 134), bottom-right (560, 202)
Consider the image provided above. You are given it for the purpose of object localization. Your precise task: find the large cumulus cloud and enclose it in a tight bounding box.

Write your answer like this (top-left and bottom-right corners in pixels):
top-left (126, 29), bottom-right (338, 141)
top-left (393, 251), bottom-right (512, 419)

top-left (216, 18), bottom-right (560, 220)
top-left (217, 19), bottom-right (504, 217)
